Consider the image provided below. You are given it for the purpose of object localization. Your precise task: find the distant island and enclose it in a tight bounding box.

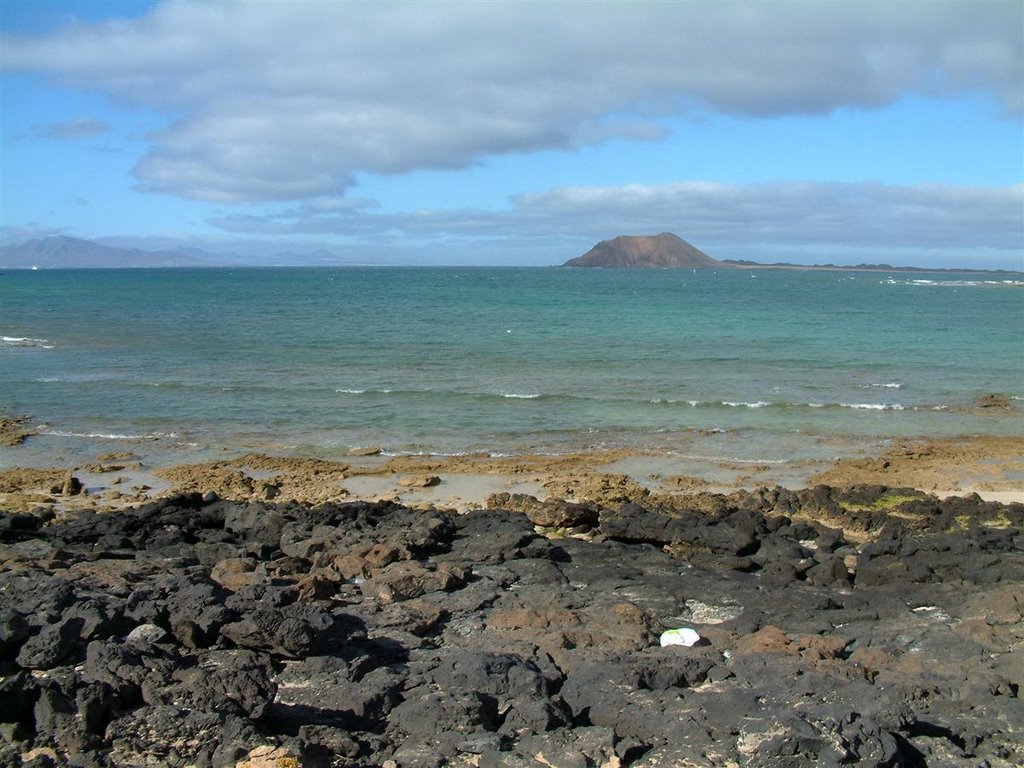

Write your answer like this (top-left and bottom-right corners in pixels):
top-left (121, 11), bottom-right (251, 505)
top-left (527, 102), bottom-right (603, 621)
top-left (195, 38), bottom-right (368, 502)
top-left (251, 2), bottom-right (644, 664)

top-left (564, 233), bottom-right (721, 269)
top-left (564, 233), bottom-right (1022, 274)
top-left (720, 258), bottom-right (1022, 274)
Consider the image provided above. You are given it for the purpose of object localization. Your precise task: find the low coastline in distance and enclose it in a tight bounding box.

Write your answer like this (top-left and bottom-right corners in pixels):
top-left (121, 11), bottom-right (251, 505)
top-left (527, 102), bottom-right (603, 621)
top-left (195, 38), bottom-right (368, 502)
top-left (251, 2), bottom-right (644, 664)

top-left (2, 233), bottom-right (1021, 273)
top-left (562, 232), bottom-right (1023, 274)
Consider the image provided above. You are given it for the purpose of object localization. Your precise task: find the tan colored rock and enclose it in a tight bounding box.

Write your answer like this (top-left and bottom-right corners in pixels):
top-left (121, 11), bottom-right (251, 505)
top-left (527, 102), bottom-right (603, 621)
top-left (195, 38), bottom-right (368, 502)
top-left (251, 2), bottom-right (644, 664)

top-left (810, 436), bottom-right (1024, 494)
top-left (0, 492), bottom-right (56, 511)
top-left (401, 601), bottom-right (446, 635)
top-left (365, 543), bottom-right (404, 568)
top-left (81, 463), bottom-right (129, 473)
top-left (848, 646), bottom-right (897, 681)
top-left (332, 553), bottom-right (371, 579)
top-left (97, 451), bottom-right (135, 461)
top-left (361, 560), bottom-right (462, 602)
top-left (542, 472), bottom-right (649, 506)
top-left (232, 453), bottom-right (349, 476)
top-left (663, 474), bottom-right (710, 491)
top-left (795, 634), bottom-right (850, 660)
top-left (0, 468), bottom-right (65, 494)
top-left (0, 415), bottom-right (35, 446)
top-left (398, 474), bottom-right (441, 488)
top-left (732, 625), bottom-right (793, 655)
top-left (296, 574), bottom-right (337, 601)
top-left (59, 471), bottom-right (83, 496)
top-left (486, 492), bottom-right (598, 528)
top-left (347, 445), bottom-right (382, 456)
top-left (210, 557), bottom-right (258, 591)
top-left (155, 463), bottom-right (257, 499)
top-left (487, 601), bottom-right (653, 671)
top-left (235, 745), bottom-right (305, 768)
top-left (977, 393), bottom-right (1012, 409)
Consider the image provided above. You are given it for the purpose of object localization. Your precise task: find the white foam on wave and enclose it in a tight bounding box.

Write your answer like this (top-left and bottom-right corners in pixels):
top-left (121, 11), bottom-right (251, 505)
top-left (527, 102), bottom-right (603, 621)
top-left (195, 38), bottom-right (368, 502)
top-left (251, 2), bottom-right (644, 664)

top-left (378, 449), bottom-right (480, 458)
top-left (884, 278), bottom-right (1024, 288)
top-left (674, 452), bottom-right (789, 465)
top-left (654, 398), bottom-right (929, 413)
top-left (336, 388), bottom-right (367, 394)
top-left (2, 336), bottom-right (54, 348)
top-left (652, 399), bottom-right (775, 409)
top-left (840, 403), bottom-right (905, 411)
top-left (501, 392), bottom-right (542, 399)
top-left (805, 401), bottom-right (947, 412)
top-left (35, 373), bottom-right (124, 383)
top-left (42, 429), bottom-right (178, 440)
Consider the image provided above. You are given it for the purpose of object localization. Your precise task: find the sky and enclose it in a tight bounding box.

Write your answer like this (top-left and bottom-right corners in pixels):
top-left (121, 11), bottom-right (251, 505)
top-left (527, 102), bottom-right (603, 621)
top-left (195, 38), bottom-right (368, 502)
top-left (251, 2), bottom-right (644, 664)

top-left (1, 0), bottom-right (1022, 269)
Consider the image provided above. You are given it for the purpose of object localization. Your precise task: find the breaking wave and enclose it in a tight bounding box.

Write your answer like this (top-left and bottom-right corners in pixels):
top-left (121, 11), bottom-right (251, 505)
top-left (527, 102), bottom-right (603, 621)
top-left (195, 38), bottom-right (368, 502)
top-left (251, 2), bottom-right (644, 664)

top-left (2, 335), bottom-right (54, 348)
top-left (330, 388), bottom-right (940, 414)
top-left (40, 429), bottom-right (179, 441)
top-left (883, 278), bottom-right (1024, 288)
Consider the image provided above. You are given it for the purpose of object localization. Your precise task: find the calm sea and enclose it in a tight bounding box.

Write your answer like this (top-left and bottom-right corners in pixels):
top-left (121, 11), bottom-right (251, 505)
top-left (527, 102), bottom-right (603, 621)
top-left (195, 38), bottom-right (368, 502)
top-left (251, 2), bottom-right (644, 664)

top-left (2, 267), bottom-right (1022, 469)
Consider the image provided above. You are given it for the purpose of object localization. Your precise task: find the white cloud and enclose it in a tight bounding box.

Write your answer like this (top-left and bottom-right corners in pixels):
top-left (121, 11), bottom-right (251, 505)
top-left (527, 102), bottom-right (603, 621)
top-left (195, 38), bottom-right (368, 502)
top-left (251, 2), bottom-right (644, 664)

top-left (3, 0), bottom-right (1020, 203)
top-left (208, 180), bottom-right (1024, 264)
top-left (512, 181), bottom-right (1024, 250)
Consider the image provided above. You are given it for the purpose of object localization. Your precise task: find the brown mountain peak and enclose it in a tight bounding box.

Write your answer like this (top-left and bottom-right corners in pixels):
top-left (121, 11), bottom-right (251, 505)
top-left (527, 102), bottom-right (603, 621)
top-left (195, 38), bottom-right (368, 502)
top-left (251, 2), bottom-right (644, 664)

top-left (564, 233), bottom-right (724, 268)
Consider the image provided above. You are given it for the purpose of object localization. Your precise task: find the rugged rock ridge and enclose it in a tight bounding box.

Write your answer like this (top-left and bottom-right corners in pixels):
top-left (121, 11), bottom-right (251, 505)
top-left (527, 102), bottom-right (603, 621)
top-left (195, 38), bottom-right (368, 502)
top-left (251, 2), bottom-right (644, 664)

top-left (564, 233), bottom-right (724, 268)
top-left (1, 485), bottom-right (1021, 766)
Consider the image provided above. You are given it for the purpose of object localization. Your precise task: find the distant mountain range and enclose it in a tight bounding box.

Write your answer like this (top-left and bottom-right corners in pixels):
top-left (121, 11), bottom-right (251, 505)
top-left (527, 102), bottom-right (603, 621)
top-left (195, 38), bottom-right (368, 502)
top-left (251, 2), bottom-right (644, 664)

top-left (0, 236), bottom-right (208, 269)
top-left (0, 236), bottom-right (384, 269)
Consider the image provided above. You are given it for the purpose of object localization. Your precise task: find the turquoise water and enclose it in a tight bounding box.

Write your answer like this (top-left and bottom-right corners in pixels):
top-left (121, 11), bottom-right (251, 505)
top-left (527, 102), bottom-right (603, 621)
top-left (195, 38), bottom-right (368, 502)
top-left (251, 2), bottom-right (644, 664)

top-left (1, 267), bottom-right (1022, 467)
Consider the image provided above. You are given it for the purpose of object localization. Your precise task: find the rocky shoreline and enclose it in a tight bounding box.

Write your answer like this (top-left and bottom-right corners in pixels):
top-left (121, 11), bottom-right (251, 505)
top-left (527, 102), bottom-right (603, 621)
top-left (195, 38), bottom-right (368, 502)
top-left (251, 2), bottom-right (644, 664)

top-left (3, 434), bottom-right (1023, 517)
top-left (1, 480), bottom-right (1022, 767)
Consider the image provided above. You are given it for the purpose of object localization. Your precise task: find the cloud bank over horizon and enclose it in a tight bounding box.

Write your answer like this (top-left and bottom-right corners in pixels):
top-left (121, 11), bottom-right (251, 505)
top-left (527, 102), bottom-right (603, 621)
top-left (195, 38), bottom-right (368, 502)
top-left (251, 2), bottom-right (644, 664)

top-left (2, 0), bottom-right (1021, 268)
top-left (210, 180), bottom-right (1024, 251)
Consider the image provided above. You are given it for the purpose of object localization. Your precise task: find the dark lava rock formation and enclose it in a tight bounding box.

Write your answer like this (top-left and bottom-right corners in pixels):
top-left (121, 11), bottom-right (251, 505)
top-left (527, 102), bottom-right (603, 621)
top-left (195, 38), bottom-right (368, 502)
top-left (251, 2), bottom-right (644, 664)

top-left (1, 487), bottom-right (1022, 766)
top-left (564, 233), bottom-right (723, 269)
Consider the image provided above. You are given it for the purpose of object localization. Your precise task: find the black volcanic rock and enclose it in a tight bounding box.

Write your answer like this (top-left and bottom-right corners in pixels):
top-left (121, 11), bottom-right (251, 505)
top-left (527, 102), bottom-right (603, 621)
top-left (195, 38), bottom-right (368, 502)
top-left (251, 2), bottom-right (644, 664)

top-left (565, 232), bottom-right (724, 268)
top-left (0, 491), bottom-right (1021, 766)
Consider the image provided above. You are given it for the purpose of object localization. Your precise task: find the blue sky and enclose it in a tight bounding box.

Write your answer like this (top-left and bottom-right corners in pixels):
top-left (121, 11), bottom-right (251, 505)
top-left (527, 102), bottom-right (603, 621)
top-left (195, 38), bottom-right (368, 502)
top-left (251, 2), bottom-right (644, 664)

top-left (1, 0), bottom-right (1022, 268)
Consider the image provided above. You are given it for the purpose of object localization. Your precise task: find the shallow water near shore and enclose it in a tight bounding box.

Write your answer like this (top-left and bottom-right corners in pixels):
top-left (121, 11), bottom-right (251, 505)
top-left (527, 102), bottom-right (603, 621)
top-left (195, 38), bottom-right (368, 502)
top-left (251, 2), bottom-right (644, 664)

top-left (2, 267), bottom-right (1021, 471)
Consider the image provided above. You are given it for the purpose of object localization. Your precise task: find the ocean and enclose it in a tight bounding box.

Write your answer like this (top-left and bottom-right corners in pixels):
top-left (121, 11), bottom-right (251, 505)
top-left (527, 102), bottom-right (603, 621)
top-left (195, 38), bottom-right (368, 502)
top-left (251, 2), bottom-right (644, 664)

top-left (2, 267), bottom-right (1022, 470)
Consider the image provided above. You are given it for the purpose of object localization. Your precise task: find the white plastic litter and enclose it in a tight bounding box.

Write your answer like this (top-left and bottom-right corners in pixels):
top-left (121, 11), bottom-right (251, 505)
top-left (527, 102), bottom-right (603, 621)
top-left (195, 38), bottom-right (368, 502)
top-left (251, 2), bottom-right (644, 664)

top-left (659, 627), bottom-right (701, 647)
